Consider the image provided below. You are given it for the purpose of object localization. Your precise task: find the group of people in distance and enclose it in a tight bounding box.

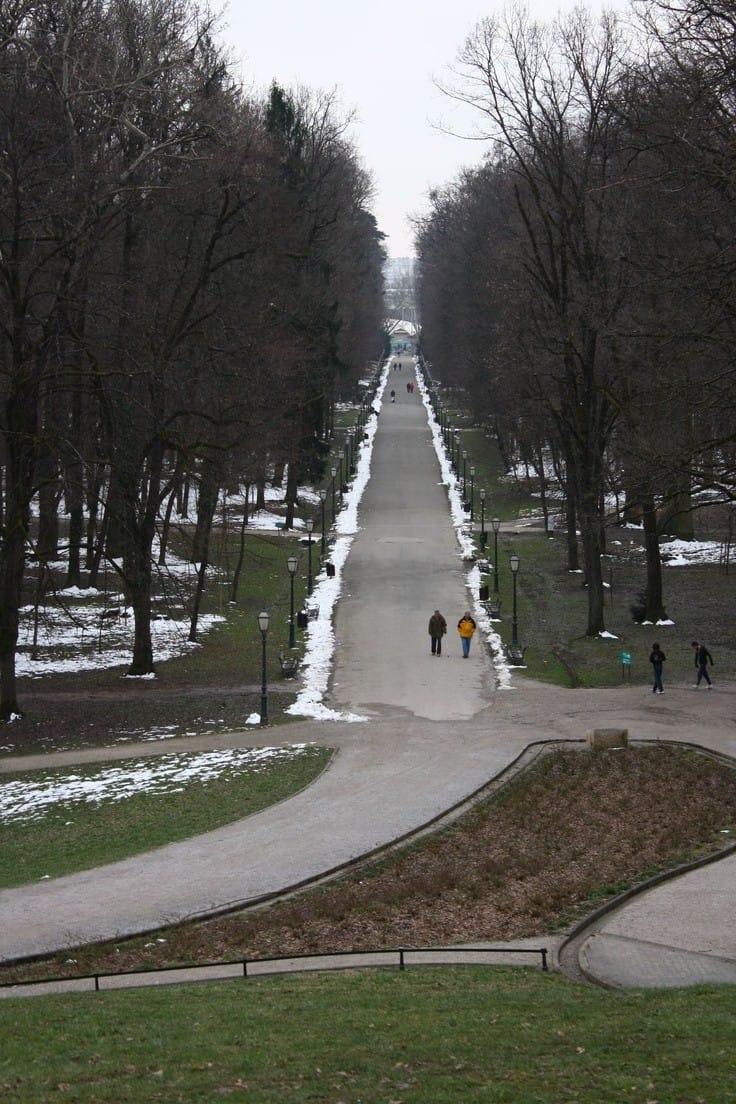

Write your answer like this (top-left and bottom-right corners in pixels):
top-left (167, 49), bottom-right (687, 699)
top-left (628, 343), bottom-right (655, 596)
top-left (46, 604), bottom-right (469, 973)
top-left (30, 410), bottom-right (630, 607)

top-left (429, 608), bottom-right (715, 690)
top-left (427, 609), bottom-right (476, 658)
top-left (650, 639), bottom-right (714, 693)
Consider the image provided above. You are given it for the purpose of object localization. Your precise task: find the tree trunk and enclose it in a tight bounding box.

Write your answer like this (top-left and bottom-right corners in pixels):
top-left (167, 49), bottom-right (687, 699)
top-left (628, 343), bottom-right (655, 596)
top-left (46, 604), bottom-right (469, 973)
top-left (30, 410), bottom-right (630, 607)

top-left (642, 494), bottom-right (667, 621)
top-left (0, 521), bottom-right (26, 718)
top-left (123, 440), bottom-right (165, 675)
top-left (284, 467), bottom-right (298, 528)
top-left (128, 534), bottom-right (155, 675)
top-left (660, 484), bottom-right (695, 540)
top-left (65, 389), bottom-right (85, 587)
top-left (0, 377), bottom-right (40, 718)
top-left (192, 459), bottom-right (220, 564)
top-left (36, 440), bottom-right (60, 562)
top-left (230, 506), bottom-right (249, 604)
top-left (158, 455), bottom-right (184, 565)
top-left (581, 519), bottom-right (606, 636)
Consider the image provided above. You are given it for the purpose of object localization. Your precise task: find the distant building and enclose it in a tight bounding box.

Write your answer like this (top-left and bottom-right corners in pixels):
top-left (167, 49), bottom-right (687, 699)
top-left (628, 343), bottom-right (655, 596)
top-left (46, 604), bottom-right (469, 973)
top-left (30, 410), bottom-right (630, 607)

top-left (386, 318), bottom-right (418, 354)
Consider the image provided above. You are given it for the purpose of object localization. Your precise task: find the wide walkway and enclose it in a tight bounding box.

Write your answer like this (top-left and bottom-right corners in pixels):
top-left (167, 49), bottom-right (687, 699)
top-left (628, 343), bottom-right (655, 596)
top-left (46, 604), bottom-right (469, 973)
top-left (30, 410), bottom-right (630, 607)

top-left (1, 362), bottom-right (735, 991)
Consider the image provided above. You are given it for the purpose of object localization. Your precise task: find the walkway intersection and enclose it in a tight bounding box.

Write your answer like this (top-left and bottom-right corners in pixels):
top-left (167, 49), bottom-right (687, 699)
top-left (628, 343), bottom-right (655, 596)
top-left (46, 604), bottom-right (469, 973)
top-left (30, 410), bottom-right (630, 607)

top-left (1, 360), bottom-right (735, 993)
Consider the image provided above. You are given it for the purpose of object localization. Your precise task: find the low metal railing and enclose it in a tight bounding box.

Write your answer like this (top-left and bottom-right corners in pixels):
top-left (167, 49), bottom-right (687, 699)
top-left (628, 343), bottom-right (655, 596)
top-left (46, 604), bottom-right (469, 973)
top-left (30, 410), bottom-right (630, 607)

top-left (2, 944), bottom-right (548, 996)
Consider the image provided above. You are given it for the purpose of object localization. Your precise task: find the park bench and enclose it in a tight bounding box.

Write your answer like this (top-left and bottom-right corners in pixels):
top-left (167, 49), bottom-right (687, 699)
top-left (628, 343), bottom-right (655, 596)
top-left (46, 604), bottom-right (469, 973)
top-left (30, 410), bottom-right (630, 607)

top-left (278, 652), bottom-right (300, 678)
top-left (505, 643), bottom-right (527, 665)
top-left (482, 597), bottom-right (502, 620)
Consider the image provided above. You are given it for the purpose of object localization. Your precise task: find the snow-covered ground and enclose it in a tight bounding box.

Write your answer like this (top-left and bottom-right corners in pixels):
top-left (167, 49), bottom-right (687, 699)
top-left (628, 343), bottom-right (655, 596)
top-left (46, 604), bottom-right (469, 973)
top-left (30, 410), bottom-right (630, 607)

top-left (17, 601), bottom-right (224, 679)
top-left (0, 744), bottom-right (319, 826)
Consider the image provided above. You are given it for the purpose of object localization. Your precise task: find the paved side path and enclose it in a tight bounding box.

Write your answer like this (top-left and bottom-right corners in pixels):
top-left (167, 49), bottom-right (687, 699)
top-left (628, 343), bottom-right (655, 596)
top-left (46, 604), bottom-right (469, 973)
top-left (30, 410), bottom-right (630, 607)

top-left (1, 365), bottom-right (735, 989)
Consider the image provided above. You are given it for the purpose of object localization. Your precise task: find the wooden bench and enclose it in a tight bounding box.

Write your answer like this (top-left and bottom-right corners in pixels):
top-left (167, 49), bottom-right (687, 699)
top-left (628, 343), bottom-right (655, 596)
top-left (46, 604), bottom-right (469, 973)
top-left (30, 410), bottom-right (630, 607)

top-left (505, 644), bottom-right (527, 665)
top-left (278, 652), bottom-right (300, 678)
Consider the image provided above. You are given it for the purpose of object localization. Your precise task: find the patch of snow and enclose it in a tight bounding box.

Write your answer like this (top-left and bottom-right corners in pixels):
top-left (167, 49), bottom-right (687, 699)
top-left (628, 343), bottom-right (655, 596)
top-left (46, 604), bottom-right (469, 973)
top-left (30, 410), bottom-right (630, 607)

top-left (285, 371), bottom-right (389, 723)
top-left (660, 539), bottom-right (723, 566)
top-left (414, 368), bottom-right (511, 689)
top-left (0, 744), bottom-right (316, 824)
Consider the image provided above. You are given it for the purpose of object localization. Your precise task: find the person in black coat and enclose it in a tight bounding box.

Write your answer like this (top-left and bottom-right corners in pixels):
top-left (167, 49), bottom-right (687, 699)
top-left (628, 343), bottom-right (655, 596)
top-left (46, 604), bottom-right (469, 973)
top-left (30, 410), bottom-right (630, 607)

top-left (428, 609), bottom-right (447, 655)
top-left (691, 640), bottom-right (714, 688)
top-left (649, 642), bottom-right (666, 693)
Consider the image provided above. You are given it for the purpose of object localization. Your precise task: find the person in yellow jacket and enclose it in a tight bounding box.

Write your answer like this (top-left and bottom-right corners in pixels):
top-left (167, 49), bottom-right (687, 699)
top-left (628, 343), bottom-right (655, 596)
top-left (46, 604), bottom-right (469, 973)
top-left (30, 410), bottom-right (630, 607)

top-left (457, 611), bottom-right (477, 658)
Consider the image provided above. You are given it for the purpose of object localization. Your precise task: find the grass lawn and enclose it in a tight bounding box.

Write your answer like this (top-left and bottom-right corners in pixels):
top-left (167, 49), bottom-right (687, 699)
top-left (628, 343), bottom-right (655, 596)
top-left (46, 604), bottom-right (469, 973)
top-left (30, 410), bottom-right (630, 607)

top-left (2, 970), bottom-right (735, 1102)
top-left (0, 746), bottom-right (331, 890)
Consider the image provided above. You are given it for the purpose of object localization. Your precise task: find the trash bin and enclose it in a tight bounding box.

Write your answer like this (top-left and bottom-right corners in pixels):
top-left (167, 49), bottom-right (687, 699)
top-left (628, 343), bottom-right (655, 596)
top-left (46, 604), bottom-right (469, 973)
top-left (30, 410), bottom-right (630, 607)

top-left (479, 585), bottom-right (489, 601)
top-left (325, 562), bottom-right (335, 578)
top-left (297, 611), bottom-right (308, 629)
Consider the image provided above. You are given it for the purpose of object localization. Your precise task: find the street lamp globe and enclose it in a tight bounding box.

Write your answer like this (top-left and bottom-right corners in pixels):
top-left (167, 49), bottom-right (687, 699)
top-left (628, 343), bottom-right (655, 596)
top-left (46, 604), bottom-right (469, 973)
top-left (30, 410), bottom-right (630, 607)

top-left (258, 610), bottom-right (270, 633)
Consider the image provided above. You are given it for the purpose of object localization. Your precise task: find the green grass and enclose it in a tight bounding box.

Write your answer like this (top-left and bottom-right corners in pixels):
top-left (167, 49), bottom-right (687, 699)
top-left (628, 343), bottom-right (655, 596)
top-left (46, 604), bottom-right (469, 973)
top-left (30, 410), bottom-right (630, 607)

top-left (0, 746), bottom-right (331, 889)
top-left (158, 531), bottom-right (311, 685)
top-left (2, 970), bottom-right (736, 1102)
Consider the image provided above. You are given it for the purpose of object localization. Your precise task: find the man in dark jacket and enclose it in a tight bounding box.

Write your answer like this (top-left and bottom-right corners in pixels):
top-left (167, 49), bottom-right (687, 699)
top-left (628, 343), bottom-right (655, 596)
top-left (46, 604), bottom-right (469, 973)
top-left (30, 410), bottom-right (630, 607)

top-left (649, 642), bottom-right (666, 693)
top-left (428, 609), bottom-right (447, 655)
top-left (692, 640), bottom-right (714, 688)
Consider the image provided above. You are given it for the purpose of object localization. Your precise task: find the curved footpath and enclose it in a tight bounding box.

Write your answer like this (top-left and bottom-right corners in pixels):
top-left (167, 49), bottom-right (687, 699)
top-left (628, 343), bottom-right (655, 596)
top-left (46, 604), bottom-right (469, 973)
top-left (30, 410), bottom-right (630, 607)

top-left (1, 364), bottom-right (736, 994)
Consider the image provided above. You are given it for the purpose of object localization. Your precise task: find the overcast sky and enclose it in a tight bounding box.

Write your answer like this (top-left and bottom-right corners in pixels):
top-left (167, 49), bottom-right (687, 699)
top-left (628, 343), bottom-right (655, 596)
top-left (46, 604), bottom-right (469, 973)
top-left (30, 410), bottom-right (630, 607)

top-left (219, 1), bottom-right (604, 258)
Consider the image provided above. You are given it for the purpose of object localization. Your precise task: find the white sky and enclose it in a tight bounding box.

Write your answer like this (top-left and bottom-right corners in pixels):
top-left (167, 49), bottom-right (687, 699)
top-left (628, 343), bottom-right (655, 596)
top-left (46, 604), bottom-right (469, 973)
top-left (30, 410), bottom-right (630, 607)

top-left (218, 1), bottom-right (594, 258)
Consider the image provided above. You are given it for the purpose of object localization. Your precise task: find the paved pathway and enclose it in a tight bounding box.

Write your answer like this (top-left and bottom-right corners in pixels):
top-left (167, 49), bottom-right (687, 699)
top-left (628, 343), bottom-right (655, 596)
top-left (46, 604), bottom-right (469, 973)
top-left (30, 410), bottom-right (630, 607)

top-left (1, 361), bottom-right (735, 990)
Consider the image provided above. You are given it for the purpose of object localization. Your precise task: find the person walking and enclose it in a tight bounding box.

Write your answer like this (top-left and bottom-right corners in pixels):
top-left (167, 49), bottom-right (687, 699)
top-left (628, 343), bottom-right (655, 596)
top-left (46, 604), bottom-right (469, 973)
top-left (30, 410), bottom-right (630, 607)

top-left (692, 640), bottom-right (714, 688)
top-left (428, 609), bottom-right (447, 656)
top-left (457, 611), bottom-right (477, 658)
top-left (649, 642), bottom-right (666, 694)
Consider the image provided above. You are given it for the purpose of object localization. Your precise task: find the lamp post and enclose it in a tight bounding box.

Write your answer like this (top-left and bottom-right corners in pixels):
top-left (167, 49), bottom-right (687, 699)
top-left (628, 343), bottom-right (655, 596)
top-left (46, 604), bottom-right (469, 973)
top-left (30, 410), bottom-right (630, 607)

top-left (480, 488), bottom-right (486, 547)
top-left (509, 554), bottom-right (520, 648)
top-left (462, 449), bottom-right (468, 501)
top-left (331, 465), bottom-right (337, 520)
top-left (492, 517), bottom-right (501, 594)
top-left (258, 610), bottom-right (269, 725)
top-left (319, 488), bottom-right (327, 555)
top-left (469, 465), bottom-right (475, 520)
top-left (453, 430), bottom-right (460, 474)
top-left (306, 518), bottom-right (314, 595)
top-left (287, 555), bottom-right (298, 648)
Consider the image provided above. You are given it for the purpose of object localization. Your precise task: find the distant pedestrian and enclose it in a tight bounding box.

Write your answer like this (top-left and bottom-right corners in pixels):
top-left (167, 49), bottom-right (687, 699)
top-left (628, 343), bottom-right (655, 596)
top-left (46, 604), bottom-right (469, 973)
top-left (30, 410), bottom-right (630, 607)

top-left (692, 640), bottom-right (714, 688)
top-left (428, 609), bottom-right (447, 655)
top-left (406, 381), bottom-right (411, 393)
top-left (457, 611), bottom-right (477, 658)
top-left (390, 389), bottom-right (395, 403)
top-left (649, 642), bottom-right (666, 694)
